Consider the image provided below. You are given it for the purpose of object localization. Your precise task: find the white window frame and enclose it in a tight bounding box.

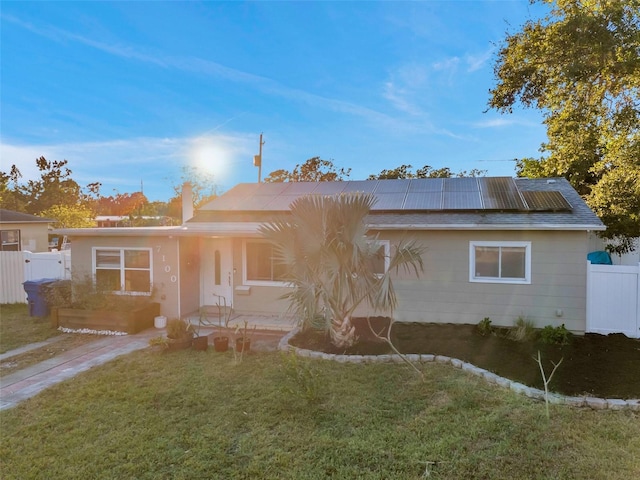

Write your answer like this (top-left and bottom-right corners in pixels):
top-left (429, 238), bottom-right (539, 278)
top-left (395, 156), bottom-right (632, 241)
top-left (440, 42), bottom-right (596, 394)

top-left (370, 240), bottom-right (390, 278)
top-left (469, 241), bottom-right (531, 285)
top-left (1, 229), bottom-right (20, 251)
top-left (92, 247), bottom-right (153, 295)
top-left (242, 240), bottom-right (287, 286)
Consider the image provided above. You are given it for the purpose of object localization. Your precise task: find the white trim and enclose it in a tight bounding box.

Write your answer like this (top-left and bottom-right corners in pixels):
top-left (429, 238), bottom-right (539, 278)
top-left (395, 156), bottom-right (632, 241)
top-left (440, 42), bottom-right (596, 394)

top-left (469, 241), bottom-right (531, 285)
top-left (242, 239), bottom-right (288, 287)
top-left (371, 223), bottom-right (605, 231)
top-left (92, 246), bottom-right (154, 295)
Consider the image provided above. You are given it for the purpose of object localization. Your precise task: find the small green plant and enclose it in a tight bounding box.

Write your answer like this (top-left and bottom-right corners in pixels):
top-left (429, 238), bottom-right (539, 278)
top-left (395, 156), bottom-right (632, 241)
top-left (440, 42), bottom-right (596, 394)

top-left (534, 350), bottom-right (563, 420)
top-left (148, 336), bottom-right (168, 348)
top-left (476, 317), bottom-right (493, 336)
top-left (166, 318), bottom-right (193, 340)
top-left (280, 352), bottom-right (325, 406)
top-left (540, 324), bottom-right (572, 345)
top-left (509, 316), bottom-right (537, 342)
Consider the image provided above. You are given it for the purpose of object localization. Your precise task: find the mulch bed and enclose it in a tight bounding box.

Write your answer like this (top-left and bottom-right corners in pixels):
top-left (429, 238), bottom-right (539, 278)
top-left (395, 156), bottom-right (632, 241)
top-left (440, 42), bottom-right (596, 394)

top-left (290, 318), bottom-right (640, 399)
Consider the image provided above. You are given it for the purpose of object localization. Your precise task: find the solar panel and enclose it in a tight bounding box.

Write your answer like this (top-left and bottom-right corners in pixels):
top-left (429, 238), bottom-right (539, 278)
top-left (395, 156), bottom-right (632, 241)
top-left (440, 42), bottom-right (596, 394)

top-left (402, 191), bottom-right (443, 210)
top-left (375, 179), bottom-right (411, 193)
top-left (408, 178), bottom-right (444, 192)
top-left (255, 182), bottom-right (288, 195)
top-left (479, 177), bottom-right (525, 210)
top-left (282, 182), bottom-right (320, 195)
top-left (521, 191), bottom-right (572, 211)
top-left (263, 195), bottom-right (301, 211)
top-left (313, 182), bottom-right (347, 195)
top-left (371, 193), bottom-right (407, 210)
top-left (342, 180), bottom-right (377, 193)
top-left (442, 191), bottom-right (483, 209)
top-left (444, 177), bottom-right (479, 192)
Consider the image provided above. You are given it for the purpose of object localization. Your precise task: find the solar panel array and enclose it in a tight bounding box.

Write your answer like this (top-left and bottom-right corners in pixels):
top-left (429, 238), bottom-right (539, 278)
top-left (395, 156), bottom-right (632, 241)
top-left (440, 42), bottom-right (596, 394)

top-left (206, 177), bottom-right (572, 213)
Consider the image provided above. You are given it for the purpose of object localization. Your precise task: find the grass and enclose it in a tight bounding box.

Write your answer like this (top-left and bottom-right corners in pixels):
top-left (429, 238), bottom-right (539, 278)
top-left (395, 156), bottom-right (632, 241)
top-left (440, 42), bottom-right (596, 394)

top-left (0, 304), bottom-right (99, 376)
top-left (1, 349), bottom-right (639, 479)
top-left (0, 304), bottom-right (61, 353)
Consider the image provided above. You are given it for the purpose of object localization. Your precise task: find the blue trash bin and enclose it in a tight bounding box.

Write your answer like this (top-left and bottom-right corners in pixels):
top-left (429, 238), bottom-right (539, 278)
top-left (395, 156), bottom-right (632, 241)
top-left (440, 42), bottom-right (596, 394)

top-left (23, 278), bottom-right (56, 317)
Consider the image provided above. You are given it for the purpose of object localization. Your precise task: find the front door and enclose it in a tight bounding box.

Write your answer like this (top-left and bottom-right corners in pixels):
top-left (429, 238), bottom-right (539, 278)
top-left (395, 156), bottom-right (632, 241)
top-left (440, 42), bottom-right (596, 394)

top-left (202, 238), bottom-right (233, 308)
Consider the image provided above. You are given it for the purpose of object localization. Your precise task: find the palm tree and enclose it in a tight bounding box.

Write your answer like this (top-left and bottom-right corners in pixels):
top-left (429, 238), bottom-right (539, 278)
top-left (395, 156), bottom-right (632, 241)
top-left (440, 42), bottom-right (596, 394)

top-left (259, 192), bottom-right (425, 348)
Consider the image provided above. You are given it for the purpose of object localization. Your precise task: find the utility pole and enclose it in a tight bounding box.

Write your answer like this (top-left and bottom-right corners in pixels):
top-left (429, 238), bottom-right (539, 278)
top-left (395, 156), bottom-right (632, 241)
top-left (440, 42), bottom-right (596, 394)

top-left (253, 133), bottom-right (264, 183)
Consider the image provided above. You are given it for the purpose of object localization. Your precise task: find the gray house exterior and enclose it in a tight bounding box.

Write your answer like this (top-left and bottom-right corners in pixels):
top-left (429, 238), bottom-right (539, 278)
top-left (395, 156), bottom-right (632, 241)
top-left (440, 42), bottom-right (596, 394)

top-left (59, 177), bottom-right (605, 333)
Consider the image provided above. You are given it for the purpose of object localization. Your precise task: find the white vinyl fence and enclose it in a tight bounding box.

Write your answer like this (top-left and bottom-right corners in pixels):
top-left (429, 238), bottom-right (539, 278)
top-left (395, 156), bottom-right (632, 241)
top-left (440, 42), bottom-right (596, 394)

top-left (0, 251), bottom-right (71, 304)
top-left (587, 262), bottom-right (640, 339)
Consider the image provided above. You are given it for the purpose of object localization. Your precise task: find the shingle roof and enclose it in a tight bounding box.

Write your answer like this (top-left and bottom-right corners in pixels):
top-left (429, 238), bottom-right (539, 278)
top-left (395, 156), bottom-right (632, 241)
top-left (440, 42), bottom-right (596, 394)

top-left (0, 209), bottom-right (54, 224)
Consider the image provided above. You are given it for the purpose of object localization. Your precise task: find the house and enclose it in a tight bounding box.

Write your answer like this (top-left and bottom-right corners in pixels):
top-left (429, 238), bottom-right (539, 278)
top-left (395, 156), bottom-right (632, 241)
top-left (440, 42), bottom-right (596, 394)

top-left (56, 177), bottom-right (605, 333)
top-left (0, 209), bottom-right (55, 252)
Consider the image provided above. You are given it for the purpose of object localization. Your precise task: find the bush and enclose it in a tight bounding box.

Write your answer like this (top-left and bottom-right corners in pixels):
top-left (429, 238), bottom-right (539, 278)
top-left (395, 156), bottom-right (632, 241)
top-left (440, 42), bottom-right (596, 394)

top-left (509, 316), bottom-right (537, 342)
top-left (540, 324), bottom-right (572, 345)
top-left (166, 318), bottom-right (193, 340)
top-left (43, 276), bottom-right (154, 312)
top-left (476, 317), bottom-right (493, 336)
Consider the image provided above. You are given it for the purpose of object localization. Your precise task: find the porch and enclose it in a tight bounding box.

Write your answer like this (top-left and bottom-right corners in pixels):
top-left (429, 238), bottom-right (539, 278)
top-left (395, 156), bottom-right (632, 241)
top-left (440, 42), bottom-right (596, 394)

top-left (182, 308), bottom-right (297, 336)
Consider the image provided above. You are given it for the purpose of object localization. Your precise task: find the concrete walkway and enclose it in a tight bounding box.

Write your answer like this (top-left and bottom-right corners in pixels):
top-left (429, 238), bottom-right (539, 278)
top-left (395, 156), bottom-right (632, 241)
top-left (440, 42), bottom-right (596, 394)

top-left (0, 328), bottom-right (286, 411)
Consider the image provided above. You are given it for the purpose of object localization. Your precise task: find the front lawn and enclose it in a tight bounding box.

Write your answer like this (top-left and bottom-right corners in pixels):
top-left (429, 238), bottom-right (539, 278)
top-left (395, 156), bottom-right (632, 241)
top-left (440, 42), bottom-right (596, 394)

top-left (1, 349), bottom-right (638, 479)
top-left (0, 304), bottom-right (60, 353)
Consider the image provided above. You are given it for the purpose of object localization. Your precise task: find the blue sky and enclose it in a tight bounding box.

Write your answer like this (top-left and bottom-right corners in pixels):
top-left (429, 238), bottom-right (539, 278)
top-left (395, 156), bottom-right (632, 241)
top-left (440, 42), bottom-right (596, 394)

top-left (1, 1), bottom-right (549, 202)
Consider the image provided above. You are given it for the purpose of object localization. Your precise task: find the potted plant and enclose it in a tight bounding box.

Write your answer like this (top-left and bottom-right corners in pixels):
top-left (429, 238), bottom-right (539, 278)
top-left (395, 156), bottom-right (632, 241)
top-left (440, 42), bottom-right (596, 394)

top-left (165, 318), bottom-right (194, 352)
top-left (234, 320), bottom-right (255, 354)
top-left (192, 334), bottom-right (209, 351)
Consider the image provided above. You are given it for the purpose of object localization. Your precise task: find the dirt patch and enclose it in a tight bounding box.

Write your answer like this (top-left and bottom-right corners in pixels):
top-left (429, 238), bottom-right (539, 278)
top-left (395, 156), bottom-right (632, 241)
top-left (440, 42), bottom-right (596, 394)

top-left (290, 319), bottom-right (640, 399)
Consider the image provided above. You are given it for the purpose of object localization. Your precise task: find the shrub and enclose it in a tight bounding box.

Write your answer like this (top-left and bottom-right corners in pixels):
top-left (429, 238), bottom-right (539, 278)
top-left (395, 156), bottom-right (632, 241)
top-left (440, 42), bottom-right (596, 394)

top-left (43, 275), bottom-right (154, 312)
top-left (166, 318), bottom-right (194, 340)
top-left (509, 316), bottom-right (537, 342)
top-left (476, 317), bottom-right (493, 336)
top-left (540, 324), bottom-right (572, 345)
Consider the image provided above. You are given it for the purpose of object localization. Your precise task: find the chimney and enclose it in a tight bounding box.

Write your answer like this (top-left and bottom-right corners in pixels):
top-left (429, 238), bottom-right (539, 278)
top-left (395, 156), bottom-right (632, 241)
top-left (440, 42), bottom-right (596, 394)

top-left (182, 182), bottom-right (194, 223)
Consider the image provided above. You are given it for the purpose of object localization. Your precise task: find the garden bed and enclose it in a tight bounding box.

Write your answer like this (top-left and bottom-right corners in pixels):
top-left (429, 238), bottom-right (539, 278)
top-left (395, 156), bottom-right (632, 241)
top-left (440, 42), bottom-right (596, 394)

top-left (52, 302), bottom-right (160, 334)
top-left (290, 318), bottom-right (640, 399)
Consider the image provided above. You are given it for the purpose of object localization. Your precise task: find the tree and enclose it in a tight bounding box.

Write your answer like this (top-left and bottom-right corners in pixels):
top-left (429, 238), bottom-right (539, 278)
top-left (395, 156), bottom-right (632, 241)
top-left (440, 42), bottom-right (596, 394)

top-left (95, 192), bottom-right (148, 216)
top-left (40, 204), bottom-right (96, 228)
top-left (0, 165), bottom-right (27, 211)
top-left (259, 192), bottom-right (424, 349)
top-left (263, 157), bottom-right (351, 182)
top-left (166, 165), bottom-right (220, 221)
top-left (489, 0), bottom-right (640, 252)
top-left (20, 157), bottom-right (85, 214)
top-left (368, 164), bottom-right (486, 179)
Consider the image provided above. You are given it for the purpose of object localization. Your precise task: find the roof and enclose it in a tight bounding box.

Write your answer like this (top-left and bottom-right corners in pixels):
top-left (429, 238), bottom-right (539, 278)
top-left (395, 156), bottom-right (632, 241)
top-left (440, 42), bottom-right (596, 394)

top-left (55, 177), bottom-right (605, 238)
top-left (0, 209), bottom-right (54, 224)
top-left (189, 177), bottom-right (605, 231)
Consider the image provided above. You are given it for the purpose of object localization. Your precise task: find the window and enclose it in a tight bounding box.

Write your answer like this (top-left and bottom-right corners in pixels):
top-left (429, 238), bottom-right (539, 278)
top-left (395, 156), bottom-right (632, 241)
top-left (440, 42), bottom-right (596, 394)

top-left (93, 247), bottom-right (152, 294)
top-left (243, 240), bottom-right (286, 285)
top-left (470, 241), bottom-right (531, 284)
top-left (1, 230), bottom-right (20, 251)
top-left (369, 240), bottom-right (390, 277)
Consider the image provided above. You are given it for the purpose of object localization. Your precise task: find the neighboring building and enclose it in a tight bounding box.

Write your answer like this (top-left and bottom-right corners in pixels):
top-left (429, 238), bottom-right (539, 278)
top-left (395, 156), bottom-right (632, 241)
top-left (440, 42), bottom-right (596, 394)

top-left (0, 209), bottom-right (54, 252)
top-left (95, 215), bottom-right (174, 228)
top-left (56, 177), bottom-right (605, 333)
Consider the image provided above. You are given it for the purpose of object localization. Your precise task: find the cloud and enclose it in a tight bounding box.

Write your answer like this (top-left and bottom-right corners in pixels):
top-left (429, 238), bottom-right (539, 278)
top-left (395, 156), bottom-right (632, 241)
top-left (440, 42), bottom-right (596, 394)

top-left (472, 117), bottom-right (539, 128)
top-left (465, 47), bottom-right (494, 72)
top-left (3, 13), bottom-right (421, 136)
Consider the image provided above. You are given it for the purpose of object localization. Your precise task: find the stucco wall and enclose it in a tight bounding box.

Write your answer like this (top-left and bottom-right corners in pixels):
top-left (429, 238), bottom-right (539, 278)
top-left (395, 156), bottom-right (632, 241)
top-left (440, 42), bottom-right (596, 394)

top-left (69, 235), bottom-right (181, 319)
top-left (381, 230), bottom-right (589, 332)
top-left (230, 230), bottom-right (590, 332)
top-left (2, 222), bottom-right (50, 252)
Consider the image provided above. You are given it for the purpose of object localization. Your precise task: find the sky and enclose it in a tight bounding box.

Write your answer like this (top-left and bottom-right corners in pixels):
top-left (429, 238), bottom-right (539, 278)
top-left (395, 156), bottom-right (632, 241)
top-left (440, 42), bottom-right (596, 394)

top-left (1, 1), bottom-right (551, 202)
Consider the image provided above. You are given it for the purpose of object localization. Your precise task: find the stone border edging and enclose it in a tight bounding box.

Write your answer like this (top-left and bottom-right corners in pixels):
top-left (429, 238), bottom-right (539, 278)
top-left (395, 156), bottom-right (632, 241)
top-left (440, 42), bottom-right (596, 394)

top-left (278, 328), bottom-right (640, 412)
